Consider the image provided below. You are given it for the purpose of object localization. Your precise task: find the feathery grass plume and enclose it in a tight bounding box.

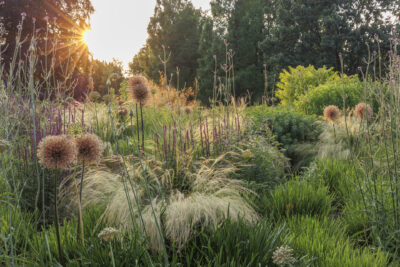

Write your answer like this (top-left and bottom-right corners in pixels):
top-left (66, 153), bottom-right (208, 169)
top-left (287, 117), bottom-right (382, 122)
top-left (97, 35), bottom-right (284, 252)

top-left (75, 134), bottom-right (104, 164)
top-left (89, 91), bottom-right (101, 102)
top-left (354, 103), bottom-right (373, 120)
top-left (272, 245), bottom-right (296, 266)
top-left (37, 135), bottom-right (77, 170)
top-left (128, 75), bottom-right (150, 105)
top-left (323, 105), bottom-right (340, 122)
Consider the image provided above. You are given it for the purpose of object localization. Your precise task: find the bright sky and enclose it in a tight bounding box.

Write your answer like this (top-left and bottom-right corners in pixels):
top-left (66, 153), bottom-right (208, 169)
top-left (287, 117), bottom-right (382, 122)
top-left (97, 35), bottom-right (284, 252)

top-left (84, 0), bottom-right (211, 71)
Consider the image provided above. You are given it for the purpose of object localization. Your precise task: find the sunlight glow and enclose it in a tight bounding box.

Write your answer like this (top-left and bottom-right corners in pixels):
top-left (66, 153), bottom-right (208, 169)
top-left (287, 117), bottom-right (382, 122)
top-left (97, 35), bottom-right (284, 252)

top-left (87, 0), bottom-right (211, 70)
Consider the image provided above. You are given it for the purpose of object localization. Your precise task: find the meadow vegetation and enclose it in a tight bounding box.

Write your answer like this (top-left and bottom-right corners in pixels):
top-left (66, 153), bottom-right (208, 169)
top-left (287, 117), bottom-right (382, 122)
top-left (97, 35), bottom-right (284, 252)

top-left (1, 8), bottom-right (400, 267)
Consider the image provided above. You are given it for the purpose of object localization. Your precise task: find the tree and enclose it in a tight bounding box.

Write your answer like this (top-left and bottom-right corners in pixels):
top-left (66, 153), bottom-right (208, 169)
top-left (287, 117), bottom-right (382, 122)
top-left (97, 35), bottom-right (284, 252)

top-left (261, 0), bottom-right (398, 88)
top-left (227, 0), bottom-right (265, 98)
top-left (91, 59), bottom-right (124, 96)
top-left (130, 0), bottom-right (202, 89)
top-left (1, 0), bottom-right (94, 97)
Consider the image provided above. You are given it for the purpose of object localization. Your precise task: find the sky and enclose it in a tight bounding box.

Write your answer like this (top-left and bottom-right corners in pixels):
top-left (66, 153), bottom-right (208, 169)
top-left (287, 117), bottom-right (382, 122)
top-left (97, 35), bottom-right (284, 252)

top-left (84, 0), bottom-right (211, 71)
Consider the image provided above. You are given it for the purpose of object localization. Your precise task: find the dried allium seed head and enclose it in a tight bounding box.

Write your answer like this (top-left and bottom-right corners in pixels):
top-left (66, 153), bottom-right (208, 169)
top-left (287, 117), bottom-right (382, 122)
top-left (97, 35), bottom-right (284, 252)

top-left (98, 227), bottom-right (119, 242)
top-left (89, 91), bottom-right (101, 102)
top-left (75, 134), bottom-right (104, 164)
top-left (323, 105), bottom-right (340, 122)
top-left (354, 103), bottom-right (373, 120)
top-left (184, 106), bottom-right (192, 115)
top-left (128, 75), bottom-right (150, 105)
top-left (37, 135), bottom-right (77, 170)
top-left (272, 245), bottom-right (296, 266)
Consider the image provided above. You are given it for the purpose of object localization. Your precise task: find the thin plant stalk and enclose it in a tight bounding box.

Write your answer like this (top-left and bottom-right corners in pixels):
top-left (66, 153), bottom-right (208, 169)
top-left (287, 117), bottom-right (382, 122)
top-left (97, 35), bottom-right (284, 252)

top-left (53, 174), bottom-right (63, 264)
top-left (76, 160), bottom-right (85, 245)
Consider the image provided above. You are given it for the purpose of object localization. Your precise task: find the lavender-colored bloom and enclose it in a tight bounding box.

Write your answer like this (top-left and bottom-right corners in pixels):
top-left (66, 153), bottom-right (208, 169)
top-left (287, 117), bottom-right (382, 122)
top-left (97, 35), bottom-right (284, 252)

top-left (17, 24), bottom-right (22, 30)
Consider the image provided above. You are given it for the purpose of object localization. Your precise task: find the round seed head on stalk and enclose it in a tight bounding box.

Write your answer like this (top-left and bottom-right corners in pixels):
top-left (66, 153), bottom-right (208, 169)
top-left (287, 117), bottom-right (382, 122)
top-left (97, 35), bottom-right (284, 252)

top-left (88, 91), bottom-right (101, 102)
top-left (323, 105), bottom-right (340, 122)
top-left (354, 103), bottom-right (373, 120)
top-left (183, 106), bottom-right (192, 115)
top-left (272, 245), bottom-right (296, 266)
top-left (75, 134), bottom-right (104, 164)
top-left (128, 75), bottom-right (150, 105)
top-left (98, 227), bottom-right (119, 242)
top-left (37, 135), bottom-right (77, 170)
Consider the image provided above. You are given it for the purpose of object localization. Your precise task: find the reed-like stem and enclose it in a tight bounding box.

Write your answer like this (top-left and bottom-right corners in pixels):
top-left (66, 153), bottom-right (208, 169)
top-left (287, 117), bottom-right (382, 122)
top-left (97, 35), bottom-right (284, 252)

top-left (76, 160), bottom-right (85, 245)
top-left (53, 175), bottom-right (63, 264)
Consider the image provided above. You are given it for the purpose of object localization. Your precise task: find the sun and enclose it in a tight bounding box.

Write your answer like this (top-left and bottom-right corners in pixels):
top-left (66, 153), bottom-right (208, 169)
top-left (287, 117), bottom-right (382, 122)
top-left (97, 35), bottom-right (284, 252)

top-left (82, 29), bottom-right (93, 47)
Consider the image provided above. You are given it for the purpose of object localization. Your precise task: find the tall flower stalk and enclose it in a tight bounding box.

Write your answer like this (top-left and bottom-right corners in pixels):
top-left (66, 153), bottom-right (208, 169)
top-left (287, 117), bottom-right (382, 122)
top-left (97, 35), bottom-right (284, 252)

top-left (75, 133), bottom-right (103, 244)
top-left (37, 135), bottom-right (77, 263)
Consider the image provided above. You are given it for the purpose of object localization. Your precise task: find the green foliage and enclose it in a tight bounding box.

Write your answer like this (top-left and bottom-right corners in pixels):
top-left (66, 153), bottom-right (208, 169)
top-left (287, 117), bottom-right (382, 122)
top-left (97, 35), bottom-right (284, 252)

top-left (177, 219), bottom-right (304, 266)
top-left (287, 216), bottom-right (390, 267)
top-left (247, 105), bottom-right (322, 169)
top-left (233, 134), bottom-right (288, 187)
top-left (275, 65), bottom-right (338, 105)
top-left (130, 0), bottom-right (202, 88)
top-left (247, 106), bottom-right (322, 148)
top-left (90, 59), bottom-right (125, 96)
top-left (262, 0), bottom-right (395, 87)
top-left (305, 159), bottom-right (355, 208)
top-left (262, 178), bottom-right (333, 221)
top-left (295, 75), bottom-right (363, 115)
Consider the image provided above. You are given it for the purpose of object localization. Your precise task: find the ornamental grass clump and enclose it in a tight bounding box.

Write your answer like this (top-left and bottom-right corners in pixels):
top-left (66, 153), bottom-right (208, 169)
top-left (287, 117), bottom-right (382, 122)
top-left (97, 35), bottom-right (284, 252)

top-left (70, 154), bottom-right (259, 251)
top-left (37, 135), bottom-right (77, 263)
top-left (75, 133), bottom-right (104, 244)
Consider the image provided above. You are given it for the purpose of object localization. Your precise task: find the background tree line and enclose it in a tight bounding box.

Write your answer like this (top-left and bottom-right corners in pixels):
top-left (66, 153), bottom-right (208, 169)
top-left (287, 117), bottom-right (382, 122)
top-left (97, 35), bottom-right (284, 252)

top-left (130, 0), bottom-right (400, 104)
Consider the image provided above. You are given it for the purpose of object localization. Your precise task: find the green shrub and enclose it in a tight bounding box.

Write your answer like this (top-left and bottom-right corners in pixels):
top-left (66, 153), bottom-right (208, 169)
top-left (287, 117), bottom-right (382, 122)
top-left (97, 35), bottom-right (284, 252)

top-left (295, 75), bottom-right (363, 115)
top-left (262, 178), bottom-right (333, 220)
top-left (287, 216), bottom-right (390, 267)
top-left (247, 106), bottom-right (322, 169)
top-left (233, 134), bottom-right (288, 187)
top-left (247, 106), bottom-right (322, 148)
top-left (276, 65), bottom-right (338, 105)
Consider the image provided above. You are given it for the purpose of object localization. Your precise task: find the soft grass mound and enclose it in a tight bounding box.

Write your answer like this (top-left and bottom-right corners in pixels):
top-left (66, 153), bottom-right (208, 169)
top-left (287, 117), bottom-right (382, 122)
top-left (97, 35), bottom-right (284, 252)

top-left (262, 178), bottom-right (333, 220)
top-left (67, 154), bottom-right (259, 251)
top-left (287, 216), bottom-right (390, 267)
